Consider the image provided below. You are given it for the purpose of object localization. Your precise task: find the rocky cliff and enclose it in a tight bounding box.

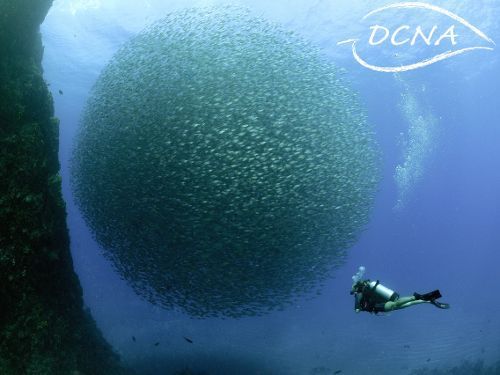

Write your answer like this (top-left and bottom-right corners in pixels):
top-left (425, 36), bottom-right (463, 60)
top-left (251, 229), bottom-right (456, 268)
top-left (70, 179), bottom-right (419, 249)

top-left (0, 1), bottom-right (126, 373)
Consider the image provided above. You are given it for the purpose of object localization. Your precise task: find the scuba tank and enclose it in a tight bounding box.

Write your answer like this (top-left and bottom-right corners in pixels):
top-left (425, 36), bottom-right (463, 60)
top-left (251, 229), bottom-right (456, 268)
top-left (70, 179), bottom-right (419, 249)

top-left (368, 280), bottom-right (399, 302)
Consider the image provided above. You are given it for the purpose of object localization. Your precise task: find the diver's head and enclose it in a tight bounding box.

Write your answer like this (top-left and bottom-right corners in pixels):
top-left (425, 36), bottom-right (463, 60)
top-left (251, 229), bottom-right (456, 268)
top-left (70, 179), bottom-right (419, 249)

top-left (350, 280), bottom-right (367, 294)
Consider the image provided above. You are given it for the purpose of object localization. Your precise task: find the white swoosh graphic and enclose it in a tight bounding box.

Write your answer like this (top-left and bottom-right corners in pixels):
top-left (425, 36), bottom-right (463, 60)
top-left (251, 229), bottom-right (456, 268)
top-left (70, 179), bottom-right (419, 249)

top-left (337, 2), bottom-right (495, 72)
top-left (351, 41), bottom-right (494, 73)
top-left (363, 2), bottom-right (495, 45)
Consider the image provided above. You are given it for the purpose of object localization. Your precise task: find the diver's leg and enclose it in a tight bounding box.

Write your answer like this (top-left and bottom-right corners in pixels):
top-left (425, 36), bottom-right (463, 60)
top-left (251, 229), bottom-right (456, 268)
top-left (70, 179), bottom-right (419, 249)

top-left (395, 296), bottom-right (415, 305)
top-left (397, 299), bottom-right (430, 309)
top-left (384, 296), bottom-right (429, 311)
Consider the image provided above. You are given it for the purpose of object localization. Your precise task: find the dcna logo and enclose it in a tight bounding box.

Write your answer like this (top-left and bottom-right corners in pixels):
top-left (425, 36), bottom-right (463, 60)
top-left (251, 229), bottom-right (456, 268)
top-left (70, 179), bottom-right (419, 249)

top-left (338, 2), bottom-right (495, 72)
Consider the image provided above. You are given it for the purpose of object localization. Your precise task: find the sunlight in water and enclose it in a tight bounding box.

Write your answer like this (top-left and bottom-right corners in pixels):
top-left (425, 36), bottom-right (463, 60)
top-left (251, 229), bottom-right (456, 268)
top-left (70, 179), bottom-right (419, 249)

top-left (52, 0), bottom-right (102, 15)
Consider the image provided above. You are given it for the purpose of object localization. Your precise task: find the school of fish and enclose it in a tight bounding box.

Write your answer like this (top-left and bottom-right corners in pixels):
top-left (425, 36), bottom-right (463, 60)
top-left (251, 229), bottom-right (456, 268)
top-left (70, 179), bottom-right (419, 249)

top-left (71, 7), bottom-right (380, 318)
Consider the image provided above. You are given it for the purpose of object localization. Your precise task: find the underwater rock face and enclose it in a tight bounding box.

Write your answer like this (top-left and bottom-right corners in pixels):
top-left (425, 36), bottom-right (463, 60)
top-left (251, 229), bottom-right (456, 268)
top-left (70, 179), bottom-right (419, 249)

top-left (0, 0), bottom-right (125, 373)
top-left (72, 7), bottom-right (379, 318)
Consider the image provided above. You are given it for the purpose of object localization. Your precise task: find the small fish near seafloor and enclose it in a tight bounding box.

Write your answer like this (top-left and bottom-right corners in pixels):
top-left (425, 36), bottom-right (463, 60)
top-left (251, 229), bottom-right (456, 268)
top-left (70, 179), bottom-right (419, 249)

top-left (183, 336), bottom-right (193, 343)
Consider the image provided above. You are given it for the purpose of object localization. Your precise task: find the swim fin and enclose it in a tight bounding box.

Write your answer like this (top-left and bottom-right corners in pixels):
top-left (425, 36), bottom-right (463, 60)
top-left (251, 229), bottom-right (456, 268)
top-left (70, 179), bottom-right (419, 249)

top-left (430, 300), bottom-right (450, 309)
top-left (414, 290), bottom-right (442, 301)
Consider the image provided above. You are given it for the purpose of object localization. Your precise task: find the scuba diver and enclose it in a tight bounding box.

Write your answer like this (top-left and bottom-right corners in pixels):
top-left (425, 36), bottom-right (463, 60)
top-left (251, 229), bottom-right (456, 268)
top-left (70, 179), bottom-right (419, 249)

top-left (350, 266), bottom-right (450, 314)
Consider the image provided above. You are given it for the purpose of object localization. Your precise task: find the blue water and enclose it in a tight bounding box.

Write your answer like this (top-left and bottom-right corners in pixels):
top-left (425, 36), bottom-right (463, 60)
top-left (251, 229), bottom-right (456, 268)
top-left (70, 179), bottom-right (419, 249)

top-left (41, 1), bottom-right (500, 374)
